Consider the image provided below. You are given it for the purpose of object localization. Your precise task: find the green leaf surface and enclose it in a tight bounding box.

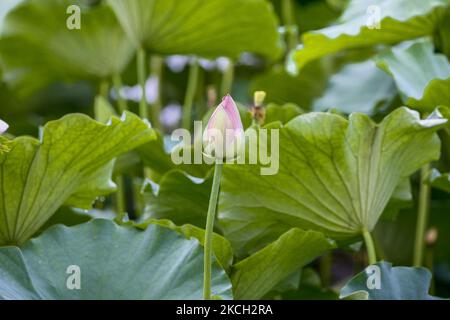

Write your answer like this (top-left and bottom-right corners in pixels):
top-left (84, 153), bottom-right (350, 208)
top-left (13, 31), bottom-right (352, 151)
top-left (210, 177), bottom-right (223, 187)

top-left (314, 60), bottom-right (397, 115)
top-left (64, 160), bottom-right (117, 210)
top-left (340, 261), bottom-right (438, 300)
top-left (0, 112), bottom-right (155, 245)
top-left (138, 132), bottom-right (212, 179)
top-left (142, 170), bottom-right (212, 229)
top-left (376, 39), bottom-right (450, 111)
top-left (0, 0), bottom-right (133, 96)
top-left (219, 108), bottom-right (446, 254)
top-left (264, 103), bottom-right (304, 125)
top-left (231, 228), bottom-right (335, 300)
top-left (0, 219), bottom-right (232, 299)
top-left (107, 0), bottom-right (282, 59)
top-left (292, 0), bottom-right (449, 71)
top-left (136, 218), bottom-right (233, 271)
top-left (429, 168), bottom-right (450, 193)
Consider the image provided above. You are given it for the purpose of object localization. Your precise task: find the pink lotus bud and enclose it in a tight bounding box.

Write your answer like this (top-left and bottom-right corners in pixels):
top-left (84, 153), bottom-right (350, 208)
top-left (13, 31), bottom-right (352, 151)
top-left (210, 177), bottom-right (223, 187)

top-left (0, 119), bottom-right (8, 134)
top-left (203, 95), bottom-right (244, 160)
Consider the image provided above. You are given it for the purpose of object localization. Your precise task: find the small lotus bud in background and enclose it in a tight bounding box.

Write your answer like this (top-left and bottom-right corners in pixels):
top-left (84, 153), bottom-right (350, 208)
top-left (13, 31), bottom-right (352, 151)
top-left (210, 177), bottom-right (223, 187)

top-left (425, 227), bottom-right (438, 247)
top-left (251, 91), bottom-right (266, 126)
top-left (254, 91), bottom-right (266, 107)
top-left (0, 119), bottom-right (8, 134)
top-left (203, 95), bottom-right (244, 161)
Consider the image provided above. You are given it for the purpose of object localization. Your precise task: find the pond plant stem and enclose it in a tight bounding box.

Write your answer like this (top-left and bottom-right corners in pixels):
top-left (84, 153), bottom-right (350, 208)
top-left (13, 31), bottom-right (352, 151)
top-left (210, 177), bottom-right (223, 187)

top-left (220, 59), bottom-right (234, 97)
top-left (149, 55), bottom-right (164, 130)
top-left (362, 228), bottom-right (377, 265)
top-left (99, 80), bottom-right (109, 100)
top-left (203, 162), bottom-right (223, 300)
top-left (182, 58), bottom-right (200, 130)
top-left (114, 175), bottom-right (126, 224)
top-left (281, 0), bottom-right (298, 53)
top-left (413, 163), bottom-right (431, 267)
top-left (97, 80), bottom-right (127, 224)
top-left (137, 47), bottom-right (149, 120)
top-left (112, 73), bottom-right (128, 113)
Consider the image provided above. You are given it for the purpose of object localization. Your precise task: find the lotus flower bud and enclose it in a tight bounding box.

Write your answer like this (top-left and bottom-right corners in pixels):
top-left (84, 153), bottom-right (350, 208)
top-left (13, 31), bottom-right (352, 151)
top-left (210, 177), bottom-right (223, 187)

top-left (203, 95), bottom-right (244, 161)
top-left (0, 119), bottom-right (8, 134)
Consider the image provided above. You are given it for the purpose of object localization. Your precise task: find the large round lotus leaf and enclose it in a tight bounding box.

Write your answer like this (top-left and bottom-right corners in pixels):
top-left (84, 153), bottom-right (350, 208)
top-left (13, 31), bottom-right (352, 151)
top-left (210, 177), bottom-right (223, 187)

top-left (0, 219), bottom-right (232, 300)
top-left (107, 0), bottom-right (282, 59)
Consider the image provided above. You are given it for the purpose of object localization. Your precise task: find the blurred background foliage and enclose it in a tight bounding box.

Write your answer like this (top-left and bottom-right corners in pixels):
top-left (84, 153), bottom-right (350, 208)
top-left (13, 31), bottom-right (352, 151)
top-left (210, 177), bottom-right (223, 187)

top-left (0, 0), bottom-right (449, 299)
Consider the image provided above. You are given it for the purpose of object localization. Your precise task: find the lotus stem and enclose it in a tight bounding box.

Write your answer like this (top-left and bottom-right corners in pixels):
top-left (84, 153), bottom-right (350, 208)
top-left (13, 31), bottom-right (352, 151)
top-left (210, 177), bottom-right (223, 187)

top-left (99, 79), bottom-right (109, 100)
top-left (112, 73), bottom-right (128, 113)
top-left (114, 175), bottom-right (126, 223)
top-left (203, 162), bottom-right (223, 300)
top-left (362, 228), bottom-right (377, 265)
top-left (220, 60), bottom-right (234, 97)
top-left (413, 163), bottom-right (431, 267)
top-left (319, 252), bottom-right (332, 287)
top-left (182, 58), bottom-right (200, 130)
top-left (137, 47), bottom-right (148, 120)
top-left (149, 55), bottom-right (164, 130)
top-left (281, 0), bottom-right (298, 53)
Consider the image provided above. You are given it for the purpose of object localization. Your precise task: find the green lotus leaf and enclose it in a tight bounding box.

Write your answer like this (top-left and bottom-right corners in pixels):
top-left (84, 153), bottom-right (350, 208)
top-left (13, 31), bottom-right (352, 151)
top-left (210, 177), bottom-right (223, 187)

top-left (136, 218), bottom-right (233, 271)
top-left (64, 160), bottom-right (117, 210)
top-left (292, 0), bottom-right (450, 71)
top-left (314, 60), bottom-right (397, 115)
top-left (142, 170), bottom-right (212, 229)
top-left (138, 130), bottom-right (212, 179)
top-left (0, 0), bottom-right (134, 96)
top-left (376, 39), bottom-right (450, 111)
top-left (219, 107), bottom-right (446, 254)
top-left (0, 219), bottom-right (232, 299)
top-left (231, 228), bottom-right (335, 299)
top-left (107, 0), bottom-right (282, 59)
top-left (428, 168), bottom-right (450, 193)
top-left (0, 112), bottom-right (155, 246)
top-left (340, 261), bottom-right (439, 300)
top-left (264, 103), bottom-right (304, 125)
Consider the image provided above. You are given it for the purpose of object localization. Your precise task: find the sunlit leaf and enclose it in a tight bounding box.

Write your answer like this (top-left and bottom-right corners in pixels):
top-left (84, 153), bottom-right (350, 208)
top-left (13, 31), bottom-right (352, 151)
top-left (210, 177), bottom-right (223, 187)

top-left (0, 112), bottom-right (155, 245)
top-left (219, 108), bottom-right (446, 254)
top-left (264, 103), bottom-right (304, 125)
